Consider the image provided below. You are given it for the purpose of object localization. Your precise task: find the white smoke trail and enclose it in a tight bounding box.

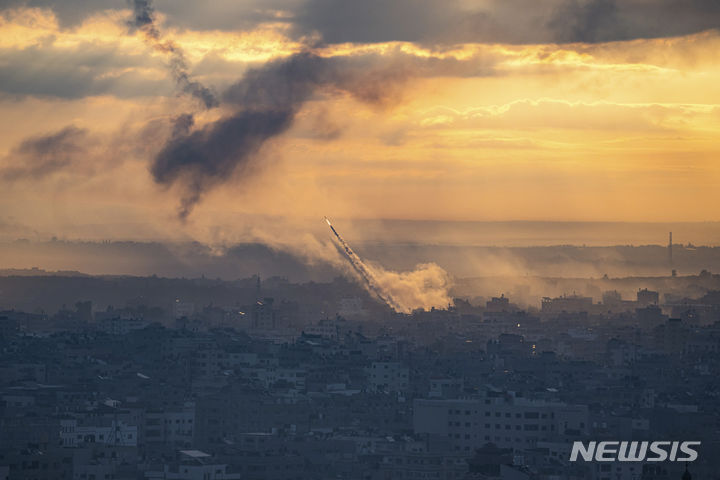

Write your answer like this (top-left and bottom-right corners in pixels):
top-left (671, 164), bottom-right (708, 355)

top-left (324, 217), bottom-right (452, 313)
top-left (325, 217), bottom-right (403, 311)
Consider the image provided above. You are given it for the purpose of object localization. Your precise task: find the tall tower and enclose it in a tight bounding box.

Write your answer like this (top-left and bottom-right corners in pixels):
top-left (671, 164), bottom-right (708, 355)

top-left (668, 231), bottom-right (673, 266)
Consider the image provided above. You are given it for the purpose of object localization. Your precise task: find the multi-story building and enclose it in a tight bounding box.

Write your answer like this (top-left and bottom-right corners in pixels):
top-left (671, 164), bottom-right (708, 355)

top-left (541, 294), bottom-right (594, 314)
top-left (414, 391), bottom-right (588, 453)
top-left (60, 419), bottom-right (137, 448)
top-left (368, 361), bottom-right (409, 394)
top-left (144, 402), bottom-right (195, 448)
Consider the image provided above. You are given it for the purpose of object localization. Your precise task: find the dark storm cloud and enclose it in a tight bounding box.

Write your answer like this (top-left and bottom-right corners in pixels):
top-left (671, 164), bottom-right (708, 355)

top-left (292, 0), bottom-right (456, 44)
top-left (293, 0), bottom-right (720, 45)
top-left (548, 0), bottom-right (720, 43)
top-left (3, 0), bottom-right (719, 44)
top-left (548, 0), bottom-right (623, 43)
top-left (1, 126), bottom-right (88, 181)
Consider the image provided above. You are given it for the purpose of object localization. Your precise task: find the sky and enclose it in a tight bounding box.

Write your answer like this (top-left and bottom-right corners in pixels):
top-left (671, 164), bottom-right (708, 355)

top-left (1, 0), bottom-right (720, 245)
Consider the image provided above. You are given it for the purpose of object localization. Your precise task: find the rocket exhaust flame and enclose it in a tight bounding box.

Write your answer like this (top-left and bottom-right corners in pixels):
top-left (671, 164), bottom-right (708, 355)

top-left (324, 217), bottom-right (404, 312)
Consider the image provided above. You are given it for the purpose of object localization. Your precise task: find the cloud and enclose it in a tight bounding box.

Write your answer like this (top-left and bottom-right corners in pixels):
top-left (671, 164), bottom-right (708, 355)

top-left (1, 126), bottom-right (88, 181)
top-left (549, 0), bottom-right (720, 43)
top-left (0, 119), bottom-right (174, 188)
top-left (416, 100), bottom-right (711, 133)
top-left (0, 43), bottom-right (169, 99)
top-left (3, 0), bottom-right (719, 46)
top-left (294, 0), bottom-right (720, 45)
top-left (0, 0), bottom-right (118, 28)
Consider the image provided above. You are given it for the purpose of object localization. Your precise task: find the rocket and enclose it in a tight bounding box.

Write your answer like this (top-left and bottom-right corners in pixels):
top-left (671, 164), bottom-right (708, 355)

top-left (324, 216), bottom-right (402, 312)
top-left (325, 216), bottom-right (358, 260)
top-left (325, 216), bottom-right (341, 240)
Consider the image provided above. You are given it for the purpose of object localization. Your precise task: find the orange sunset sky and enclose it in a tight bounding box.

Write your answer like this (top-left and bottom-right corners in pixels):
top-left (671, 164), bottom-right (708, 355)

top-left (1, 0), bottom-right (719, 243)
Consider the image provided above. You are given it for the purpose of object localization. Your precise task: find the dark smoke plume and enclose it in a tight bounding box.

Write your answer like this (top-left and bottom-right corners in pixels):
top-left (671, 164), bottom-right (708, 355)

top-left (153, 109), bottom-right (294, 219)
top-left (150, 51), bottom-right (404, 219)
top-left (128, 0), bottom-right (218, 109)
top-left (1, 126), bottom-right (88, 181)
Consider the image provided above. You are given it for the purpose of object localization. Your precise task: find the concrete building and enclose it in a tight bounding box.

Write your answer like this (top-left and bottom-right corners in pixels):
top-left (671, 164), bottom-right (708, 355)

top-left (541, 294), bottom-right (594, 314)
top-left (368, 361), bottom-right (409, 394)
top-left (414, 392), bottom-right (588, 453)
top-left (60, 419), bottom-right (137, 448)
top-left (637, 288), bottom-right (660, 306)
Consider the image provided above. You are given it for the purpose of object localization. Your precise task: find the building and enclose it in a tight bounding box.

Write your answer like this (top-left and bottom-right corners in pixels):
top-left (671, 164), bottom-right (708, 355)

top-left (486, 295), bottom-right (510, 313)
top-left (637, 288), bottom-right (659, 306)
top-left (541, 294), bottom-right (594, 314)
top-left (60, 419), bottom-right (137, 448)
top-left (414, 392), bottom-right (588, 453)
top-left (251, 298), bottom-right (276, 330)
top-left (368, 361), bottom-right (409, 394)
top-left (145, 402), bottom-right (195, 448)
top-left (173, 301), bottom-right (195, 320)
top-left (144, 450), bottom-right (241, 480)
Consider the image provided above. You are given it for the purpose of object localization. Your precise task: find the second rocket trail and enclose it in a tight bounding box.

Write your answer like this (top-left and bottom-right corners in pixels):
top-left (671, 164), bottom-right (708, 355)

top-left (324, 217), bottom-right (403, 312)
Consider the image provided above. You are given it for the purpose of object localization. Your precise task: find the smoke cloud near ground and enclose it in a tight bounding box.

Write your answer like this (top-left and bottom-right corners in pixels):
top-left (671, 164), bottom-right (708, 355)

top-left (368, 262), bottom-right (453, 313)
top-left (322, 217), bottom-right (453, 313)
top-left (225, 218), bottom-right (452, 314)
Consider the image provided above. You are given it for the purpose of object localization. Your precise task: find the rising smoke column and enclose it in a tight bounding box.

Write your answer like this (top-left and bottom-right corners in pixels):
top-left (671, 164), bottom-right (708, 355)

top-left (137, 2), bottom-right (494, 221)
top-left (128, 0), bottom-right (218, 109)
top-left (149, 51), bottom-right (402, 219)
